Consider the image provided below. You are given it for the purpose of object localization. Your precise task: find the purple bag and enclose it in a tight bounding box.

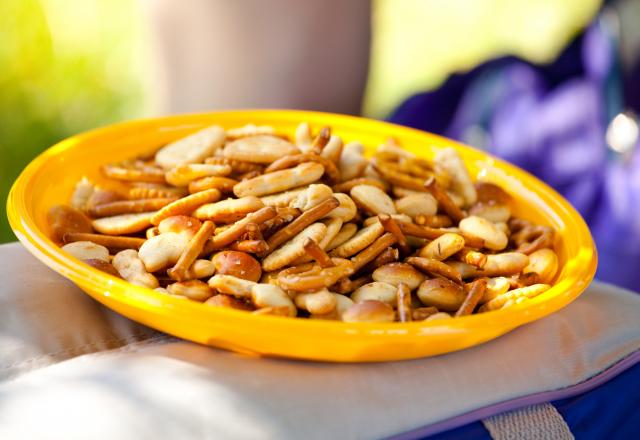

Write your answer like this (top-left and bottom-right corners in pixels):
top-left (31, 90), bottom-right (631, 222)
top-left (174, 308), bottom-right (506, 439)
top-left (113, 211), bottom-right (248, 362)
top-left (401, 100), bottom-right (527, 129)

top-left (389, 17), bottom-right (640, 291)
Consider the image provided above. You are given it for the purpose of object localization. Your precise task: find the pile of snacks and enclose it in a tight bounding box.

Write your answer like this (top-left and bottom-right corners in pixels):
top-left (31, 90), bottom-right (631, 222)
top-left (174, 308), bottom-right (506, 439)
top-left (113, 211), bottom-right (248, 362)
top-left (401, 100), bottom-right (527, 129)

top-left (48, 122), bottom-right (559, 322)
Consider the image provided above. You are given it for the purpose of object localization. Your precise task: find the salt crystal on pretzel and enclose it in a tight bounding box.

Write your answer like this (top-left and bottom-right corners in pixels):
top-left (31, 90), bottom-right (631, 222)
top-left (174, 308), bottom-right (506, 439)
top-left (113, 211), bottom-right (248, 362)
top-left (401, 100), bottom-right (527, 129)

top-left (224, 135), bottom-right (300, 164)
top-left (150, 188), bottom-right (221, 225)
top-left (92, 212), bottom-right (155, 236)
top-left (193, 196), bottom-right (264, 223)
top-left (233, 162), bottom-right (325, 197)
top-left (155, 124), bottom-right (226, 170)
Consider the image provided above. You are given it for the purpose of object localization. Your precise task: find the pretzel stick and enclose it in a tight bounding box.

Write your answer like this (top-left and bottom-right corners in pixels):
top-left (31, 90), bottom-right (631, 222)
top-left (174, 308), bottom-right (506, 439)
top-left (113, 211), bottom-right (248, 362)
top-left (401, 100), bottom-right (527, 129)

top-left (229, 240), bottom-right (269, 254)
top-left (63, 232), bottom-right (145, 251)
top-left (332, 274), bottom-right (372, 295)
top-left (89, 198), bottom-right (177, 218)
top-left (203, 206), bottom-right (277, 253)
top-left (264, 153), bottom-right (340, 184)
top-left (396, 283), bottom-right (413, 322)
top-left (351, 232), bottom-right (397, 272)
top-left (378, 214), bottom-right (411, 255)
top-left (303, 238), bottom-right (335, 268)
top-left (508, 272), bottom-right (540, 289)
top-left (424, 177), bottom-right (465, 222)
top-left (265, 197), bottom-right (339, 253)
top-left (168, 221), bottom-right (214, 281)
top-left (455, 279), bottom-right (487, 317)
top-left (277, 258), bottom-right (354, 292)
top-left (310, 126), bottom-right (331, 154)
top-left (406, 256), bottom-right (463, 285)
top-left (245, 222), bottom-right (264, 241)
top-left (396, 220), bottom-right (485, 248)
top-left (372, 160), bottom-right (429, 192)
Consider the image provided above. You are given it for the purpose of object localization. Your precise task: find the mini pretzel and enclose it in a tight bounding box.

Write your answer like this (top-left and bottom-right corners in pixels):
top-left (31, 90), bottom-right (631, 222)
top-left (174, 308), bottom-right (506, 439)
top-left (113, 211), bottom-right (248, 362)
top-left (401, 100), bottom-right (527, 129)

top-left (455, 279), bottom-right (487, 317)
top-left (264, 153), bottom-right (341, 184)
top-left (396, 283), bottom-right (413, 322)
top-left (424, 176), bottom-right (465, 222)
top-left (168, 220), bottom-right (214, 281)
top-left (406, 256), bottom-right (463, 285)
top-left (511, 224), bottom-right (555, 255)
top-left (508, 272), bottom-right (540, 289)
top-left (378, 214), bottom-right (410, 255)
top-left (63, 232), bottom-right (145, 251)
top-left (372, 159), bottom-right (429, 192)
top-left (260, 207), bottom-right (301, 236)
top-left (188, 176), bottom-right (238, 194)
top-left (277, 258), bottom-right (354, 292)
top-left (233, 162), bottom-right (325, 197)
top-left (89, 198), bottom-right (177, 218)
top-left (265, 197), bottom-right (339, 253)
top-left (351, 232), bottom-right (397, 272)
top-left (479, 283), bottom-right (550, 312)
top-left (203, 206), bottom-right (277, 252)
top-left (92, 212), bottom-right (155, 235)
top-left (101, 164), bottom-right (166, 183)
top-left (150, 188), bottom-right (221, 225)
top-left (303, 238), bottom-right (335, 268)
top-left (193, 196), bottom-right (264, 223)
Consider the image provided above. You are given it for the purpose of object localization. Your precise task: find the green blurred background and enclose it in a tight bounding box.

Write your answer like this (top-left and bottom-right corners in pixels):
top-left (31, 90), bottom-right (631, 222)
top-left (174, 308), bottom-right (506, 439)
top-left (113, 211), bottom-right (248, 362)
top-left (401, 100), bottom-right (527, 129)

top-left (0, 0), bottom-right (599, 243)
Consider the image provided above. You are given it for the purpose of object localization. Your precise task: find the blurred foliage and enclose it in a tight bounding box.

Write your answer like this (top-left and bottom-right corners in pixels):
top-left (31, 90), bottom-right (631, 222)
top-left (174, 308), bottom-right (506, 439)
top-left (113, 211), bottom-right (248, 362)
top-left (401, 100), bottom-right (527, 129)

top-left (0, 0), bottom-right (600, 243)
top-left (0, 0), bottom-right (144, 243)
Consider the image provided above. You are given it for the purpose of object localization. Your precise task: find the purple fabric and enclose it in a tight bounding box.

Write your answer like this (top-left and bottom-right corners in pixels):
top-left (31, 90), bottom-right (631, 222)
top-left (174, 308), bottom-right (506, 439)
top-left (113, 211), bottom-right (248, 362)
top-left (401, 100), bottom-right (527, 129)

top-left (389, 21), bottom-right (640, 291)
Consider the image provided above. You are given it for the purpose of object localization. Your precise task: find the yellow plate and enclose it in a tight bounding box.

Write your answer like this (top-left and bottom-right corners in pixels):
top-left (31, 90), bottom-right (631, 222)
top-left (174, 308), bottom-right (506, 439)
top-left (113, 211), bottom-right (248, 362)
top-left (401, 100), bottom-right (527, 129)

top-left (7, 110), bottom-right (597, 362)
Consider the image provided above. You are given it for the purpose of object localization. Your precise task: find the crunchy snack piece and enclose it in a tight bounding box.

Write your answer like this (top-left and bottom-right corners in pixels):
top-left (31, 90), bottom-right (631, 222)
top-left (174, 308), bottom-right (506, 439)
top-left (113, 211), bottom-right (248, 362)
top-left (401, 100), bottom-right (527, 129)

top-left (151, 189), bottom-right (221, 225)
top-left (92, 212), bottom-right (155, 236)
top-left (48, 205), bottom-right (93, 242)
top-left (224, 135), bottom-right (299, 164)
top-left (156, 125), bottom-right (226, 170)
top-left (55, 120), bottom-right (561, 322)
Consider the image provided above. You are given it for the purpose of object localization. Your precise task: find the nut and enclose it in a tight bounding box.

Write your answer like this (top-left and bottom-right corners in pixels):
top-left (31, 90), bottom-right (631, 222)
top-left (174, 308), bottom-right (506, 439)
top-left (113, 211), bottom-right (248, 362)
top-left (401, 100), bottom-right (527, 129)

top-left (417, 278), bottom-right (466, 312)
top-left (342, 300), bottom-right (395, 323)
top-left (372, 263), bottom-right (425, 290)
top-left (523, 248), bottom-right (558, 284)
top-left (211, 250), bottom-right (262, 282)
top-left (61, 241), bottom-right (109, 262)
top-left (351, 282), bottom-right (397, 308)
top-left (394, 193), bottom-right (438, 218)
top-left (459, 216), bottom-right (508, 251)
top-left (350, 185), bottom-right (396, 215)
top-left (419, 233), bottom-right (465, 260)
